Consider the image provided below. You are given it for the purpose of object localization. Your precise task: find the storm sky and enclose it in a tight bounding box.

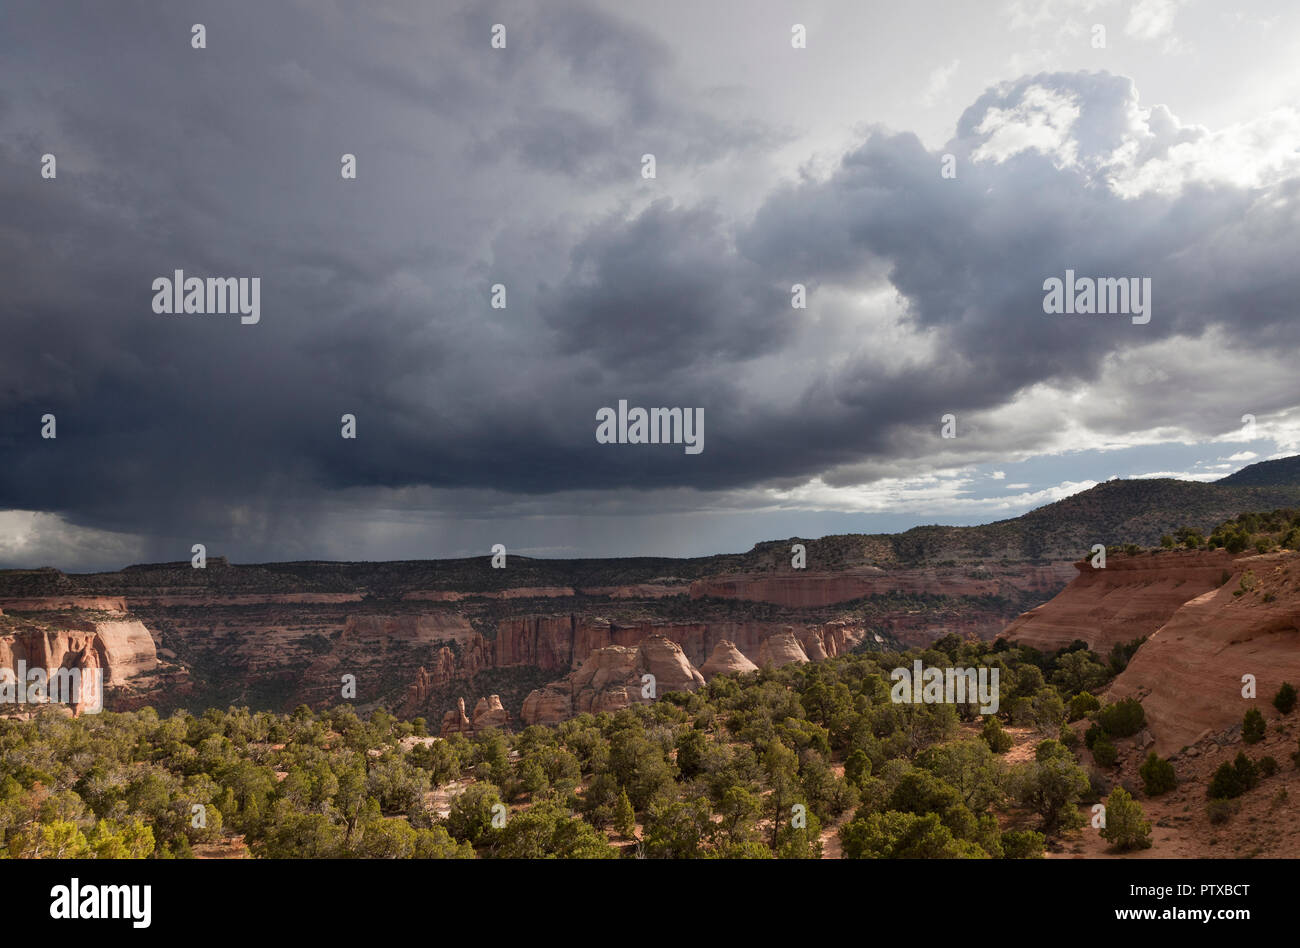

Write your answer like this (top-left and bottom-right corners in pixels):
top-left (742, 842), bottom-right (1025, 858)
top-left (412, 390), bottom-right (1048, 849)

top-left (3, 0), bottom-right (1300, 570)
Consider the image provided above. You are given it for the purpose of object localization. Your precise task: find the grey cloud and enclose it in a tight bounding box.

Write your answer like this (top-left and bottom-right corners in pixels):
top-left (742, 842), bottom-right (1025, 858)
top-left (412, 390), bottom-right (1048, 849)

top-left (2, 0), bottom-right (1298, 566)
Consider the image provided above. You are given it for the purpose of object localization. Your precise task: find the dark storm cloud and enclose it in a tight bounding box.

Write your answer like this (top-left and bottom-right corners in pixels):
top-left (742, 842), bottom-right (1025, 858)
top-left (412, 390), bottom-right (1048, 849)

top-left (537, 200), bottom-right (793, 373)
top-left (1, 0), bottom-right (1298, 564)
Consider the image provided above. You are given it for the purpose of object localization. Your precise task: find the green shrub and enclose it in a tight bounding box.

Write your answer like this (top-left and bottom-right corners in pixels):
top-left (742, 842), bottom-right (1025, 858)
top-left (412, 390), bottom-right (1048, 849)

top-left (1138, 752), bottom-right (1176, 796)
top-left (1234, 752), bottom-right (1260, 792)
top-left (1068, 691), bottom-right (1100, 722)
top-left (1208, 762), bottom-right (1243, 800)
top-left (1092, 736), bottom-right (1118, 768)
top-left (1259, 756), bottom-right (1278, 778)
top-left (1097, 699), bottom-right (1145, 738)
top-left (1000, 829), bottom-right (1045, 859)
top-left (1099, 787), bottom-right (1152, 851)
top-left (981, 715), bottom-right (1013, 754)
top-left (1274, 682), bottom-right (1297, 716)
top-left (1242, 708), bottom-right (1266, 745)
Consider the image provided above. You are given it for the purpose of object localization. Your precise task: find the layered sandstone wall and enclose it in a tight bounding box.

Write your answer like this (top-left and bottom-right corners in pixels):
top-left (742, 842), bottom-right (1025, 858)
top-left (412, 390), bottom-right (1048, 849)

top-left (0, 613), bottom-right (158, 714)
top-left (999, 550), bottom-right (1239, 655)
top-left (0, 596), bottom-right (128, 612)
top-left (689, 563), bottom-right (1075, 608)
top-left (1108, 552), bottom-right (1300, 754)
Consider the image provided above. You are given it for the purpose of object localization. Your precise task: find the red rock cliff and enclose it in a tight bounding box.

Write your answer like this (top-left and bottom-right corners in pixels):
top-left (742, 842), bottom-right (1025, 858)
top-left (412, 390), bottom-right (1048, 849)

top-left (998, 550), bottom-right (1239, 655)
top-left (1108, 552), bottom-right (1300, 754)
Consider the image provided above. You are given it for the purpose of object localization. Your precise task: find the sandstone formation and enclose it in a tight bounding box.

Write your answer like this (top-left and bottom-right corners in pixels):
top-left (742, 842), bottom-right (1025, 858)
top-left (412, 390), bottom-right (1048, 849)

top-left (757, 630), bottom-right (809, 668)
top-left (89, 618), bottom-right (158, 682)
top-left (432, 694), bottom-right (511, 736)
top-left (472, 694), bottom-right (509, 730)
top-left (439, 698), bottom-right (472, 736)
top-left (1107, 552), bottom-right (1300, 754)
top-left (495, 614), bottom-right (867, 673)
top-left (72, 646), bottom-right (103, 716)
top-left (519, 635), bottom-right (705, 725)
top-left (0, 610), bottom-right (157, 715)
top-left (998, 550), bottom-right (1239, 655)
top-left (700, 640), bottom-right (759, 680)
top-left (639, 634), bottom-right (707, 693)
top-left (518, 688), bottom-right (571, 727)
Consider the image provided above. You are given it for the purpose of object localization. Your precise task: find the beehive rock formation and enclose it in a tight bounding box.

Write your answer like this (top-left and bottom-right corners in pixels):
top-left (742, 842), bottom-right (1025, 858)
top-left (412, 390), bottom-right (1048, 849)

top-left (519, 635), bottom-right (705, 725)
top-left (700, 640), bottom-right (759, 680)
top-left (756, 629), bottom-right (809, 668)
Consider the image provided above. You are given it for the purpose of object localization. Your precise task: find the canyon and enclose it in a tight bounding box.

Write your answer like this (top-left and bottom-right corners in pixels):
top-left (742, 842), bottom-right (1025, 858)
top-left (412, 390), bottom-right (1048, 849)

top-left (3, 543), bottom-right (1296, 750)
top-left (0, 552), bottom-right (1062, 723)
top-left (5, 461), bottom-right (1300, 731)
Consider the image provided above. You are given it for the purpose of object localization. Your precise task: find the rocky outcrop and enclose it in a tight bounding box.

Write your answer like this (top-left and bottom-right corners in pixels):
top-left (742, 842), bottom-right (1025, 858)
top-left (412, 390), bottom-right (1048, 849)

top-left (439, 698), bottom-right (472, 736)
top-left (431, 694), bottom-right (510, 736)
top-left (640, 634), bottom-right (706, 693)
top-left (999, 550), bottom-right (1238, 655)
top-left (565, 617), bottom-right (864, 670)
top-left (87, 619), bottom-right (157, 682)
top-left (700, 640), bottom-right (759, 680)
top-left (1107, 552), bottom-right (1300, 755)
top-left (519, 635), bottom-right (705, 725)
top-left (757, 630), bottom-right (809, 668)
top-left (496, 616), bottom-right (575, 670)
top-left (472, 695), bottom-right (509, 730)
top-left (0, 608), bottom-right (158, 714)
top-left (519, 688), bottom-right (571, 726)
top-left (72, 645), bottom-right (103, 716)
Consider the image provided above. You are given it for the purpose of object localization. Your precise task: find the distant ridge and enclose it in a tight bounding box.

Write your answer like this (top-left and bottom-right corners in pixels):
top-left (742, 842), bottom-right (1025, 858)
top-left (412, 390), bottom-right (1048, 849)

top-left (4, 457), bottom-right (1300, 590)
top-left (1216, 454), bottom-right (1300, 487)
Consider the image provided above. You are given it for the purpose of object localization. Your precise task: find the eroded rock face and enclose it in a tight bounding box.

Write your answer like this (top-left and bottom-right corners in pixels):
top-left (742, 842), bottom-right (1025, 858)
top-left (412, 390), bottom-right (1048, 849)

top-left (700, 640), bottom-right (759, 680)
top-left (999, 550), bottom-right (1239, 655)
top-left (640, 634), bottom-right (706, 694)
top-left (88, 619), bottom-right (157, 682)
top-left (519, 636), bottom-right (705, 725)
top-left (72, 646), bottom-right (103, 717)
top-left (432, 694), bottom-right (511, 736)
top-left (0, 607), bottom-right (158, 713)
top-left (757, 630), bottom-right (809, 668)
top-left (439, 697), bottom-right (472, 737)
top-left (519, 688), bottom-right (571, 726)
top-left (496, 616), bottom-right (575, 670)
top-left (1107, 552), bottom-right (1300, 755)
top-left (472, 694), bottom-right (509, 730)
